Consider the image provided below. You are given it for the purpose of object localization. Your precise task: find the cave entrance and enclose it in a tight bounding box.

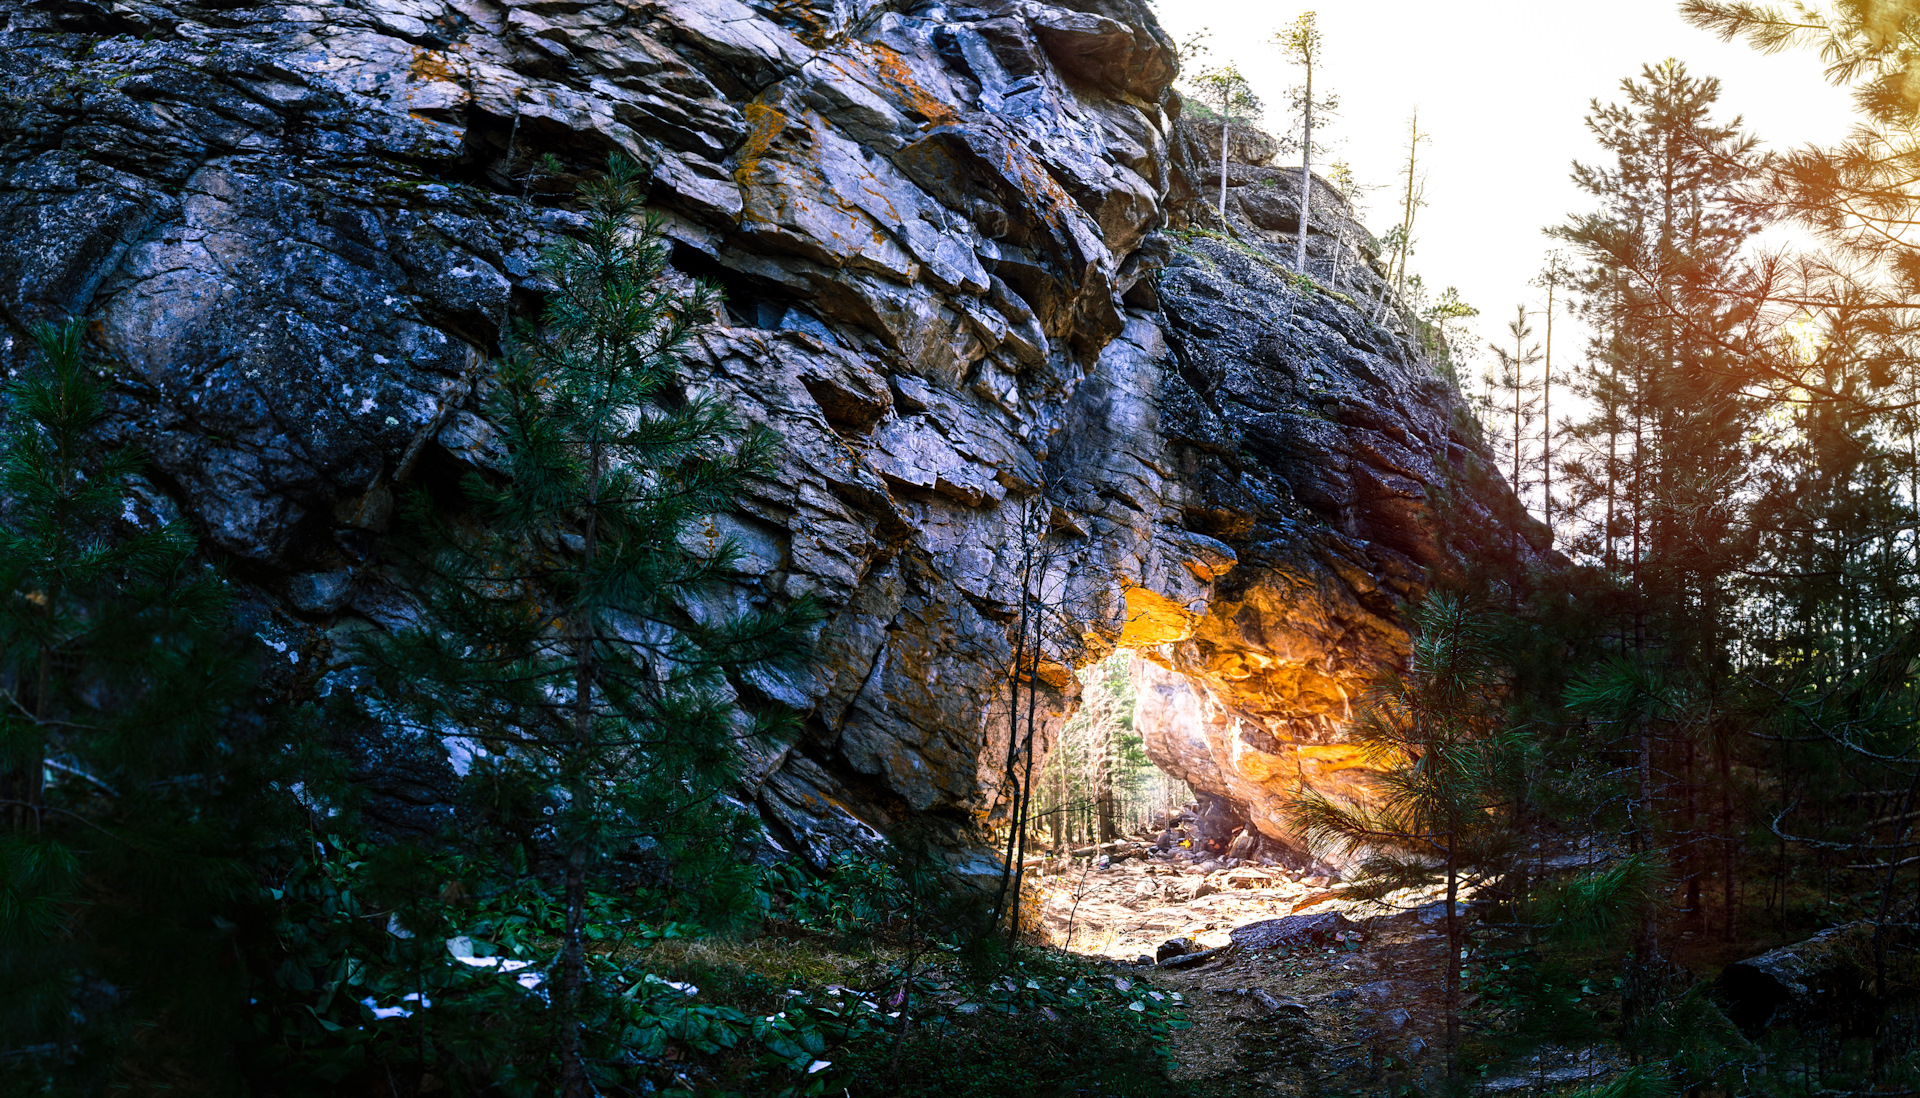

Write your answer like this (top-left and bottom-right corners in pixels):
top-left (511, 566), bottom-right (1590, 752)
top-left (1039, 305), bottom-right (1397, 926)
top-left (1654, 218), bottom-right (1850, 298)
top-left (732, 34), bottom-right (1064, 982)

top-left (1025, 652), bottom-right (1345, 962)
top-left (1024, 651), bottom-right (1194, 858)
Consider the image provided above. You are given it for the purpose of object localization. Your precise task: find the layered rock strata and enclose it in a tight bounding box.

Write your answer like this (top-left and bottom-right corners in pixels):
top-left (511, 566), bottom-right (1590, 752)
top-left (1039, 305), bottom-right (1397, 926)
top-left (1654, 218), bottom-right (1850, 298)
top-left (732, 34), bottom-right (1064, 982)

top-left (0, 0), bottom-right (1542, 862)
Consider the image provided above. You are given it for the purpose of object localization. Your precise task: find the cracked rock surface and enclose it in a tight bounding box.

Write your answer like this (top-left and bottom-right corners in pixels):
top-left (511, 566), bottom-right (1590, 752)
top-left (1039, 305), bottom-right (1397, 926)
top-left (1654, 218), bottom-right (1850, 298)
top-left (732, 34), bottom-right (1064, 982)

top-left (0, 0), bottom-right (1542, 859)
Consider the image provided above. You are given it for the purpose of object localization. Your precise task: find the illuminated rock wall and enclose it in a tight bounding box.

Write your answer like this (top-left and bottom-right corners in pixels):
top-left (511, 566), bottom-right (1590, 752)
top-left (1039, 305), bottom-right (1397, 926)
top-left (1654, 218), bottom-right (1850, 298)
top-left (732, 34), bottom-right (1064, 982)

top-left (0, 0), bottom-right (1544, 861)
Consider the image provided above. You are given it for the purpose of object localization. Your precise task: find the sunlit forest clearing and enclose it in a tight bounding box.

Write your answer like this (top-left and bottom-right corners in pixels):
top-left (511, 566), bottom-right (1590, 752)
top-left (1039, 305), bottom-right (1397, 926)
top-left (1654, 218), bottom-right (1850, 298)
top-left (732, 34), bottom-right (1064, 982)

top-left (5, 0), bottom-right (1920, 1094)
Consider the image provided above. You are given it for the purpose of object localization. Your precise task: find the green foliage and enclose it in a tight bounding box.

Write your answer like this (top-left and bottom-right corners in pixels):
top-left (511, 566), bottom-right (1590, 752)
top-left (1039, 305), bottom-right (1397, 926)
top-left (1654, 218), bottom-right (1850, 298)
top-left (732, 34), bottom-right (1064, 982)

top-left (1536, 854), bottom-right (1662, 947)
top-left (245, 837), bottom-right (874, 1097)
top-left (753, 838), bottom-right (1184, 1097)
top-left (1287, 594), bottom-right (1519, 885)
top-left (770, 852), bottom-right (910, 941)
top-left (1566, 1065), bottom-right (1677, 1098)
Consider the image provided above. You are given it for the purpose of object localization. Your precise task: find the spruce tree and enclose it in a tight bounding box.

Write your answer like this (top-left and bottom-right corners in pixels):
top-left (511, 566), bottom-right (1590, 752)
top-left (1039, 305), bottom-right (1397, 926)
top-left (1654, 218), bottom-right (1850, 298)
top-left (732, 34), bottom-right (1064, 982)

top-left (356, 158), bottom-right (814, 1096)
top-left (0, 320), bottom-right (254, 1092)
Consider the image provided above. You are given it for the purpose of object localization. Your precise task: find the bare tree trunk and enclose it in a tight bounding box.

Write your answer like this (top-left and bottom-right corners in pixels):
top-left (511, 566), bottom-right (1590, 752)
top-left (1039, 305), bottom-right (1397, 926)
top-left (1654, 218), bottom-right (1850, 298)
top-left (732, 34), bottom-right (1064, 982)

top-left (1051, 749), bottom-right (1067, 853)
top-left (1391, 112), bottom-right (1421, 301)
top-left (1096, 750), bottom-right (1116, 844)
top-left (1684, 737), bottom-right (1702, 930)
top-left (1720, 742), bottom-right (1736, 942)
top-left (1217, 120), bottom-right (1231, 223)
top-left (1294, 56), bottom-right (1313, 274)
top-left (991, 506), bottom-right (1038, 929)
top-left (1542, 280), bottom-right (1555, 531)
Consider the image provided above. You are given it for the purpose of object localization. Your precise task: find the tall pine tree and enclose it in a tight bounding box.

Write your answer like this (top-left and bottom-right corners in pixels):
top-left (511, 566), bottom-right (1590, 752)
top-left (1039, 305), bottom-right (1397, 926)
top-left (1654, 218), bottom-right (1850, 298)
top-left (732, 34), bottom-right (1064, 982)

top-left (1555, 59), bottom-right (1761, 665)
top-left (356, 158), bottom-right (815, 1096)
top-left (0, 320), bottom-right (256, 1093)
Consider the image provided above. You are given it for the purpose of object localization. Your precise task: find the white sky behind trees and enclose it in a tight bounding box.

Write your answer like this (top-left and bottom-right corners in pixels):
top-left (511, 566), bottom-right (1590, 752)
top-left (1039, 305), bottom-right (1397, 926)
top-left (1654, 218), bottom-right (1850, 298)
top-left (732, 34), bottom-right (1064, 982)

top-left (1152, 0), bottom-right (1858, 380)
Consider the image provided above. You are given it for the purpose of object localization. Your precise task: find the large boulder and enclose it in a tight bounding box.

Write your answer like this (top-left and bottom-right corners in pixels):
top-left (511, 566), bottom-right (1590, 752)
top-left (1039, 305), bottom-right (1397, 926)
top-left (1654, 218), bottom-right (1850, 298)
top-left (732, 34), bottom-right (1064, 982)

top-left (1720, 922), bottom-right (1880, 1035)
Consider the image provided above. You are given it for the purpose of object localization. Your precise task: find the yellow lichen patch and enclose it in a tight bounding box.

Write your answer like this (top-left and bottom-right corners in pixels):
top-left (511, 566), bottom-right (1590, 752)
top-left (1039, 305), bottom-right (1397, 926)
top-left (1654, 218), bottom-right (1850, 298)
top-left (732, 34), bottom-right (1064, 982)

top-left (1229, 737), bottom-right (1294, 783)
top-left (1117, 586), bottom-right (1196, 648)
top-left (1031, 659), bottom-right (1074, 690)
top-left (732, 101), bottom-right (790, 186)
top-left (1296, 743), bottom-right (1377, 774)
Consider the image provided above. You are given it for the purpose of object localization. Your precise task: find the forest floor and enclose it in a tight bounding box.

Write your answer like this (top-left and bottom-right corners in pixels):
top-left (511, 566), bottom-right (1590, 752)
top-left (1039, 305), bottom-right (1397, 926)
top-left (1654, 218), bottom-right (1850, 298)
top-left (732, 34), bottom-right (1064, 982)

top-left (1030, 844), bottom-right (1624, 1095)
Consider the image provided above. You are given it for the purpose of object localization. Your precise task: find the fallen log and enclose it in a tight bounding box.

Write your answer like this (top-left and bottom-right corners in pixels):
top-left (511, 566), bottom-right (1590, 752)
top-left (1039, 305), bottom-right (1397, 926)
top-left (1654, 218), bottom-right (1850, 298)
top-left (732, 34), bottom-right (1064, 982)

top-left (1066, 840), bottom-right (1135, 858)
top-left (1230, 912), bottom-right (1358, 952)
top-left (1158, 943), bottom-right (1238, 970)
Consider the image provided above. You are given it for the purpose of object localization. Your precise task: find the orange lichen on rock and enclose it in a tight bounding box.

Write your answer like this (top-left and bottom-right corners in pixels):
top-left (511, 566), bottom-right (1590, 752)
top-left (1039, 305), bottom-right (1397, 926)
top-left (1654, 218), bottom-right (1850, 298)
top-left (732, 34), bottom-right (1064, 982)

top-left (733, 101), bottom-right (790, 183)
top-left (851, 41), bottom-right (959, 127)
top-left (408, 47), bottom-right (458, 83)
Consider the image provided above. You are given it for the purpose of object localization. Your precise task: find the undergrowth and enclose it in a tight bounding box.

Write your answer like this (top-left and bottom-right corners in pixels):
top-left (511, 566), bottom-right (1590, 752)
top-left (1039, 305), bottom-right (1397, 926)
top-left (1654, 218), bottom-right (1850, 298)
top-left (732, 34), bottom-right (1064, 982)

top-left (246, 837), bottom-right (1189, 1097)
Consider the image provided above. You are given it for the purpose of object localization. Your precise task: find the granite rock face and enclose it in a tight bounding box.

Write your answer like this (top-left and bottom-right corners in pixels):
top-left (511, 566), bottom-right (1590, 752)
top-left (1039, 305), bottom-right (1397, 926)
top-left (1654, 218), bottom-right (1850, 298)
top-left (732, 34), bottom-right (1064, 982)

top-left (0, 0), bottom-right (1542, 861)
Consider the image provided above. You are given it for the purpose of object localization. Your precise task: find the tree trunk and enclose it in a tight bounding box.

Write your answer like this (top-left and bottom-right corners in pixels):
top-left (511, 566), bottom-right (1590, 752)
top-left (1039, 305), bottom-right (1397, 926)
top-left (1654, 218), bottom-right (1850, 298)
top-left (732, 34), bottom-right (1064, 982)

top-left (1051, 749), bottom-right (1067, 853)
top-left (1720, 743), bottom-right (1737, 942)
top-left (1542, 281), bottom-right (1553, 531)
top-left (560, 436), bottom-right (604, 1098)
top-left (992, 512), bottom-right (1037, 929)
top-left (1685, 737), bottom-right (1702, 930)
top-left (1295, 60), bottom-right (1313, 274)
top-left (1443, 838), bottom-right (1461, 1077)
top-left (1217, 118), bottom-right (1231, 222)
top-left (1095, 718), bottom-right (1117, 843)
top-left (1007, 575), bottom-right (1047, 948)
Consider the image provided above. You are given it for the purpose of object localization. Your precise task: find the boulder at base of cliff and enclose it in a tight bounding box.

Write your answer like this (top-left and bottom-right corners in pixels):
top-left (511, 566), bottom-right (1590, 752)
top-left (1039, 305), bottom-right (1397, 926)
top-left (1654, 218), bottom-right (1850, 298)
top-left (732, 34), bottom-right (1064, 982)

top-left (1719, 921), bottom-right (1877, 1034)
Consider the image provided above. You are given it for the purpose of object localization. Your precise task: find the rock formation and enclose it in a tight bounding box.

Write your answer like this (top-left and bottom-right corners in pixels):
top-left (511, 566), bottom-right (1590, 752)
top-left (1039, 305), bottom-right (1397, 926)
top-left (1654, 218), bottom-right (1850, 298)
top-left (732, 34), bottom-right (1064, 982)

top-left (0, 0), bottom-right (1543, 865)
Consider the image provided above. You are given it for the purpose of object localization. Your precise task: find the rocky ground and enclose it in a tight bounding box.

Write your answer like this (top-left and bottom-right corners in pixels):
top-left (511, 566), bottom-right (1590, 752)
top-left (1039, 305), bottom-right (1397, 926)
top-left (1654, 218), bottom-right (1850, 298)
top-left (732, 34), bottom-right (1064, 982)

top-left (1029, 826), bottom-right (1622, 1095)
top-left (1034, 847), bottom-right (1388, 962)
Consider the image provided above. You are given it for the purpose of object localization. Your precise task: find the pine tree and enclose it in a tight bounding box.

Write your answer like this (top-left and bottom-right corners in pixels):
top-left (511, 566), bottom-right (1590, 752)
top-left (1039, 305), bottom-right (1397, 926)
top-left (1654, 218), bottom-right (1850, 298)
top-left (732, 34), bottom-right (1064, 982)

top-left (1532, 254), bottom-right (1575, 533)
top-left (1419, 284), bottom-right (1480, 387)
top-left (356, 158), bottom-right (815, 1096)
top-left (1554, 60), bottom-right (1761, 661)
top-left (1189, 63), bottom-right (1264, 222)
top-left (1489, 304), bottom-right (1545, 515)
top-left (1287, 595), bottom-right (1522, 1075)
top-left (0, 320), bottom-right (255, 1092)
top-left (1384, 111), bottom-right (1429, 311)
top-left (1276, 11), bottom-right (1337, 274)
top-left (1323, 160), bottom-right (1371, 291)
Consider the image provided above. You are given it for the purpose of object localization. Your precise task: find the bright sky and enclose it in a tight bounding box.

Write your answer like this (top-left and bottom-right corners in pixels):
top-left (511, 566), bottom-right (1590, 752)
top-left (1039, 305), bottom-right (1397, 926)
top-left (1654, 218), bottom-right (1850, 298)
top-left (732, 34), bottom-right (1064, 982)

top-left (1152, 0), bottom-right (1860, 380)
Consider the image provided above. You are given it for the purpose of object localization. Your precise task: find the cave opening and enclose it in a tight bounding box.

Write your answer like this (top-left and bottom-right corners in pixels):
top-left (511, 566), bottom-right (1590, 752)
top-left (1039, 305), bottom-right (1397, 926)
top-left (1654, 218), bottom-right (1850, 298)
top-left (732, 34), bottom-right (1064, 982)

top-left (1026, 652), bottom-right (1352, 962)
top-left (1025, 651), bottom-right (1195, 859)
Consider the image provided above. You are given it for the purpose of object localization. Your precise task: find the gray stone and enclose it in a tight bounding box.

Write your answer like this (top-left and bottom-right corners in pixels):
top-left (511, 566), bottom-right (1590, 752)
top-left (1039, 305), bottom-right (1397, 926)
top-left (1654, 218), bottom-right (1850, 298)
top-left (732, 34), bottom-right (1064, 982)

top-left (1155, 936), bottom-right (1198, 962)
top-left (287, 572), bottom-right (353, 615)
